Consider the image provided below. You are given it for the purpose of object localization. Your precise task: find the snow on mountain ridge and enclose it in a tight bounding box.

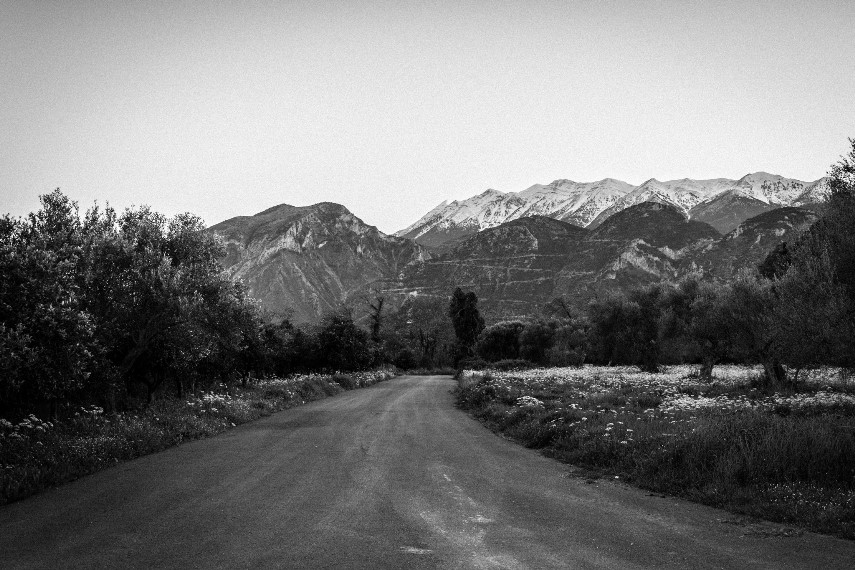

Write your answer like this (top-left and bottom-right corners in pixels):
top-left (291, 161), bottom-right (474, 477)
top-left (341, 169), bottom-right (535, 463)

top-left (396, 173), bottom-right (829, 242)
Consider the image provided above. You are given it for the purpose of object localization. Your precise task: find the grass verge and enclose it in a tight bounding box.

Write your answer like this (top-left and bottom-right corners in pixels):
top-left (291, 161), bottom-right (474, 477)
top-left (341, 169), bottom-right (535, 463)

top-left (0, 367), bottom-right (396, 505)
top-left (456, 365), bottom-right (855, 539)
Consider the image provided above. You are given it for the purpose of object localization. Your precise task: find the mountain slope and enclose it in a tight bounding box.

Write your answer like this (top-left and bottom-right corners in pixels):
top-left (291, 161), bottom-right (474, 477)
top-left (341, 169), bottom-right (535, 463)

top-left (689, 191), bottom-right (777, 234)
top-left (554, 203), bottom-right (720, 303)
top-left (395, 203), bottom-right (721, 319)
top-left (209, 199), bottom-right (819, 324)
top-left (209, 202), bottom-right (427, 323)
top-left (686, 207), bottom-right (819, 280)
top-left (397, 216), bottom-right (587, 319)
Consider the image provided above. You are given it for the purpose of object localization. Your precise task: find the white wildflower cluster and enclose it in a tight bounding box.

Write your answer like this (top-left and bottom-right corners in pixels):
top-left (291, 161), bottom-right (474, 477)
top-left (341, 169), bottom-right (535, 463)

top-left (0, 414), bottom-right (54, 441)
top-left (516, 395), bottom-right (545, 408)
top-left (77, 405), bottom-right (104, 417)
top-left (659, 390), bottom-right (855, 414)
top-left (353, 368), bottom-right (396, 386)
top-left (483, 364), bottom-right (760, 395)
top-left (185, 391), bottom-right (242, 414)
top-left (768, 390), bottom-right (855, 411)
top-left (659, 393), bottom-right (759, 414)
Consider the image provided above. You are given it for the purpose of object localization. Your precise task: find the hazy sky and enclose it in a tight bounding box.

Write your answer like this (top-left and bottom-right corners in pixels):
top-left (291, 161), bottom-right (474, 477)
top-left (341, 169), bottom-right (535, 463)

top-left (2, 1), bottom-right (854, 234)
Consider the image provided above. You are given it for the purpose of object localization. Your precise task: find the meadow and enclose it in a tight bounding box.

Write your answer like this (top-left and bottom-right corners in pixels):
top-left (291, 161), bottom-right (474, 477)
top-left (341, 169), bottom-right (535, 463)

top-left (0, 368), bottom-right (396, 505)
top-left (457, 364), bottom-right (855, 539)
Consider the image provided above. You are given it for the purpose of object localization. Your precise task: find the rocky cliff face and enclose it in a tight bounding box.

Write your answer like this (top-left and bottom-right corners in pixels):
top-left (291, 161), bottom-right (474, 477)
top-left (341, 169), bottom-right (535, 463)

top-left (208, 202), bottom-right (427, 323)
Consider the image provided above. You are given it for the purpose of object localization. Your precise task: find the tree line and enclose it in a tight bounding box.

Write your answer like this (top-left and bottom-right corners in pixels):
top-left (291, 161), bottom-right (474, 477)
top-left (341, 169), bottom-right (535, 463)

top-left (460, 140), bottom-right (855, 387)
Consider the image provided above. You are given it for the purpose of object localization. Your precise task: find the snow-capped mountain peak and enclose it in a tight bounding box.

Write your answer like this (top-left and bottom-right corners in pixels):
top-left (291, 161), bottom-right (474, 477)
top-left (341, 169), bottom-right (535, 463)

top-left (396, 173), bottom-right (828, 247)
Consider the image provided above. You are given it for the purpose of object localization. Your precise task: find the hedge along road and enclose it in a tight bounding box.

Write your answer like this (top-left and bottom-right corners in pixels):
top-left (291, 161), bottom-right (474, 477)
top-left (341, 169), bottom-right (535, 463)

top-left (1, 376), bottom-right (854, 569)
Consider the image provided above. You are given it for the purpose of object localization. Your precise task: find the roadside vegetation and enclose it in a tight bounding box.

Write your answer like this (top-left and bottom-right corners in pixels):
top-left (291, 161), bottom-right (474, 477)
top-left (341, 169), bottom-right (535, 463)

top-left (1, 368), bottom-right (395, 505)
top-left (457, 365), bottom-right (855, 538)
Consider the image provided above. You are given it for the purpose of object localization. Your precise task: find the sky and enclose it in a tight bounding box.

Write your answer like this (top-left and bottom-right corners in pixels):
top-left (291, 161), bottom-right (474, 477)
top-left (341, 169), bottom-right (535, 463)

top-left (2, 1), bottom-right (854, 234)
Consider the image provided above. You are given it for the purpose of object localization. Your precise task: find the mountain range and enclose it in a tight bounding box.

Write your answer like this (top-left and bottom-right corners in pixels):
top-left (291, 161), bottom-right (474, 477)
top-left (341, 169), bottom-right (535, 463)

top-left (209, 171), bottom-right (824, 322)
top-left (396, 173), bottom-right (828, 248)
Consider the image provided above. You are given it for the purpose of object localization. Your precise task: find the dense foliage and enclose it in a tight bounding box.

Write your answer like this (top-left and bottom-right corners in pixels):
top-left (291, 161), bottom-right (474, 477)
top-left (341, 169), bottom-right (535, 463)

top-left (0, 191), bottom-right (261, 416)
top-left (0, 192), bottom-right (383, 419)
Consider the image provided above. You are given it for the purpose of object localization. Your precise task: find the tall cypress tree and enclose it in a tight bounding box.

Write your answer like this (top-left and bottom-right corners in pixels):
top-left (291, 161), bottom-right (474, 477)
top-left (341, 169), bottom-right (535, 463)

top-left (448, 287), bottom-right (485, 363)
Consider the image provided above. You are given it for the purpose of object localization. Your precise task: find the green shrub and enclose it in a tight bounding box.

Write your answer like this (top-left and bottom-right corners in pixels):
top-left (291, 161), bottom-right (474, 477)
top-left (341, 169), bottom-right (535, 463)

top-left (332, 374), bottom-right (357, 389)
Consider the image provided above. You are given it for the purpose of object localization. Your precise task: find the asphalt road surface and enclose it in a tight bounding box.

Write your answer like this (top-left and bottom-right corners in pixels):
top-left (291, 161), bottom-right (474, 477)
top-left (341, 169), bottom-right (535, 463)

top-left (2, 375), bottom-right (854, 569)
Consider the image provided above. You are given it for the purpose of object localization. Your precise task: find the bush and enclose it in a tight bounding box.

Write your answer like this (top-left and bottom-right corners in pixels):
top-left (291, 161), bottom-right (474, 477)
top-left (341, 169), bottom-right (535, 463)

top-left (332, 374), bottom-right (357, 389)
top-left (476, 321), bottom-right (525, 361)
top-left (392, 348), bottom-right (417, 370)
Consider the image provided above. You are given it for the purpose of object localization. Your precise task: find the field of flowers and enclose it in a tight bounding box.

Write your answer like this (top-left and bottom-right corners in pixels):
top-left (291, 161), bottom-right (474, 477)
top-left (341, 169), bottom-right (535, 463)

top-left (0, 368), bottom-right (396, 505)
top-left (457, 365), bottom-right (855, 539)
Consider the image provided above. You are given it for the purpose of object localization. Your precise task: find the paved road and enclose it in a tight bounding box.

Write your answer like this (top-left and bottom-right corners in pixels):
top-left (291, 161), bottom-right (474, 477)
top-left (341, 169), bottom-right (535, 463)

top-left (2, 375), bottom-right (854, 569)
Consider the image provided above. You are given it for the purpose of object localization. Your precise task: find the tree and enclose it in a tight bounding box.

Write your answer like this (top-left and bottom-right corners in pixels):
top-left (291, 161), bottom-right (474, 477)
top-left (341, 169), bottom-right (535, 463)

top-left (448, 288), bottom-right (485, 363)
top-left (385, 296), bottom-right (455, 368)
top-left (315, 311), bottom-right (372, 371)
top-left (547, 317), bottom-right (589, 367)
top-left (587, 284), bottom-right (668, 372)
top-left (0, 191), bottom-right (100, 417)
top-left (758, 242), bottom-right (792, 280)
top-left (368, 296), bottom-right (385, 344)
top-left (686, 281), bottom-right (732, 381)
top-left (519, 320), bottom-right (555, 365)
top-left (718, 272), bottom-right (788, 387)
top-left (477, 321), bottom-right (525, 362)
top-left (754, 139), bottom-right (855, 374)
top-left (770, 251), bottom-right (853, 377)
top-left (762, 140), bottom-right (855, 371)
top-left (587, 293), bottom-right (640, 366)
top-left (657, 276), bottom-right (731, 381)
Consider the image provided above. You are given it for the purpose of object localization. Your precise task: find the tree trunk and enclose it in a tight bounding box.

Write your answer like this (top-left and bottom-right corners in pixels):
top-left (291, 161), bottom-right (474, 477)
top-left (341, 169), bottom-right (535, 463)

top-left (638, 340), bottom-right (660, 373)
top-left (144, 370), bottom-right (163, 405)
top-left (699, 356), bottom-right (715, 382)
top-left (762, 360), bottom-right (787, 388)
